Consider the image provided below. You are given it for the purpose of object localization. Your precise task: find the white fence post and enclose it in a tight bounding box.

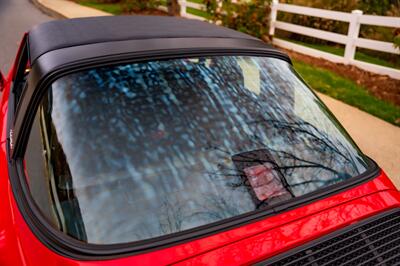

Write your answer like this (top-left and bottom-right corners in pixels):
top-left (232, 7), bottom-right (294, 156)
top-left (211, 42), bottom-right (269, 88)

top-left (179, 0), bottom-right (187, 17)
top-left (269, 0), bottom-right (279, 36)
top-left (344, 10), bottom-right (363, 64)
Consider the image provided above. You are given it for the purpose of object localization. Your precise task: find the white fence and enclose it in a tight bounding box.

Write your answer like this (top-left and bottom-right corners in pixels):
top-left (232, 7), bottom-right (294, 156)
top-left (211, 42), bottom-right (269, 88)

top-left (179, 0), bottom-right (207, 20)
top-left (158, 1), bottom-right (207, 20)
top-left (270, 0), bottom-right (400, 79)
top-left (167, 0), bottom-right (400, 79)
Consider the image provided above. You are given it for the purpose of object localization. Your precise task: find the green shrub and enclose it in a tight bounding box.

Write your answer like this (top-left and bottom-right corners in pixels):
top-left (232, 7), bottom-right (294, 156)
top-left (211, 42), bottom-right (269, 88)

top-left (204, 0), bottom-right (272, 41)
top-left (122, 0), bottom-right (162, 12)
top-left (92, 0), bottom-right (121, 3)
top-left (167, 0), bottom-right (180, 16)
top-left (394, 29), bottom-right (400, 49)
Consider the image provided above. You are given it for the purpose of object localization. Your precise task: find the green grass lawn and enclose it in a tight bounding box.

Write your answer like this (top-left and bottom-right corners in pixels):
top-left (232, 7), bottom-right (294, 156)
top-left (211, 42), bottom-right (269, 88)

top-left (285, 38), bottom-right (400, 70)
top-left (77, 0), bottom-right (209, 18)
top-left (187, 6), bottom-right (210, 19)
top-left (293, 59), bottom-right (400, 126)
top-left (184, 0), bottom-right (209, 19)
top-left (76, 0), bottom-right (123, 14)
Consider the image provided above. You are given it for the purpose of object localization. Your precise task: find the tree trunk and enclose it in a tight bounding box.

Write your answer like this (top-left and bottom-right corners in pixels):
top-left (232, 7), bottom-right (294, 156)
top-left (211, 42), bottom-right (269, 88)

top-left (167, 0), bottom-right (180, 16)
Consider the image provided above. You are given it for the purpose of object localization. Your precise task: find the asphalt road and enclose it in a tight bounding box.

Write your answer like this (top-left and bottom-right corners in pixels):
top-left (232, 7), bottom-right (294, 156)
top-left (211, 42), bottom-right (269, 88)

top-left (0, 0), bottom-right (52, 75)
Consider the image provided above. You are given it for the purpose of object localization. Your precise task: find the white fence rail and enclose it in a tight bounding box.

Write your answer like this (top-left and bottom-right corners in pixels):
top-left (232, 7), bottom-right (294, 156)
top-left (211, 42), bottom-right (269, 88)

top-left (158, 0), bottom-right (206, 20)
top-left (166, 0), bottom-right (400, 79)
top-left (269, 0), bottom-right (400, 79)
top-left (179, 0), bottom-right (207, 20)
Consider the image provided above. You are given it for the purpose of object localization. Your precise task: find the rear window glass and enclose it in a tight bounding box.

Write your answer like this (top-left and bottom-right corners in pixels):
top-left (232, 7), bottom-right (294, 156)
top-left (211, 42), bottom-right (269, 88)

top-left (24, 56), bottom-right (368, 245)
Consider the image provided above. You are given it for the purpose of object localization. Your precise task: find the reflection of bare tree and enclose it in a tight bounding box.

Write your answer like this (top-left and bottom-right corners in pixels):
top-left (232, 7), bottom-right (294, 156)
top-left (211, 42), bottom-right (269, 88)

top-left (159, 198), bottom-right (184, 234)
top-left (206, 116), bottom-right (360, 206)
top-left (194, 193), bottom-right (243, 221)
top-left (251, 119), bottom-right (357, 187)
top-left (256, 119), bottom-right (358, 168)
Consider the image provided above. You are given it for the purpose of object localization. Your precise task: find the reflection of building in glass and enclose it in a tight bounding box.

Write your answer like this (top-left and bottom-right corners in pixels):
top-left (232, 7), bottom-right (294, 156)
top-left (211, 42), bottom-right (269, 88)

top-left (27, 56), bottom-right (368, 244)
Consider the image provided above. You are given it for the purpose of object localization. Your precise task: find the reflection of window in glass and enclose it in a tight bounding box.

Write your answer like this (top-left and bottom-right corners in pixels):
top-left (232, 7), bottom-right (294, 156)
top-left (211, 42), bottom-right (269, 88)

top-left (24, 56), bottom-right (368, 245)
top-left (238, 58), bottom-right (260, 95)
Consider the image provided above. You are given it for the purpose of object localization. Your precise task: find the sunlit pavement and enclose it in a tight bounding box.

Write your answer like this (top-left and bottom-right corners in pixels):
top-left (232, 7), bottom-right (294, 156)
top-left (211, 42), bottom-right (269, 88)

top-left (0, 0), bottom-right (51, 74)
top-left (32, 0), bottom-right (110, 19)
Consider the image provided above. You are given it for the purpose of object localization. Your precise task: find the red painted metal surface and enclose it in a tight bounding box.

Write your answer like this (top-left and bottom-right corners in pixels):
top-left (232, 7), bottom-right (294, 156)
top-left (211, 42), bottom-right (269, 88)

top-left (0, 39), bottom-right (399, 266)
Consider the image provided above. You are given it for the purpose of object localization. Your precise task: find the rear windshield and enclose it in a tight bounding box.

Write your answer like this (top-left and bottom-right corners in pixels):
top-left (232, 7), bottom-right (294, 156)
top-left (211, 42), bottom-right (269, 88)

top-left (24, 56), bottom-right (368, 245)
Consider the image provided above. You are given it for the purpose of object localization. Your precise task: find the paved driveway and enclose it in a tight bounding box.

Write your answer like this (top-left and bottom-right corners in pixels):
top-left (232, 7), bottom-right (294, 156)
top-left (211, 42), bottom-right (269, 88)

top-left (0, 0), bottom-right (51, 74)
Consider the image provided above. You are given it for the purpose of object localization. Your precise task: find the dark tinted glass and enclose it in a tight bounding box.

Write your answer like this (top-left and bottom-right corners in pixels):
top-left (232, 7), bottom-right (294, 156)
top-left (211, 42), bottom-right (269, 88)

top-left (24, 56), bottom-right (368, 244)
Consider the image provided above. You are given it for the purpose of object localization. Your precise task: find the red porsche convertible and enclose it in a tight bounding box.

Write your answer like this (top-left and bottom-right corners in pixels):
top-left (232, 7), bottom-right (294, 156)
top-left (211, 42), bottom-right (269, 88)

top-left (0, 16), bottom-right (399, 266)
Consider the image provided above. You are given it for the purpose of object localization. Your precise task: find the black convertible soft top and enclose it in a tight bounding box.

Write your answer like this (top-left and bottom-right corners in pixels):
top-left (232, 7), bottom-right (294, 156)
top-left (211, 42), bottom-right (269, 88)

top-left (28, 15), bottom-right (261, 63)
top-left (15, 15), bottom-right (289, 150)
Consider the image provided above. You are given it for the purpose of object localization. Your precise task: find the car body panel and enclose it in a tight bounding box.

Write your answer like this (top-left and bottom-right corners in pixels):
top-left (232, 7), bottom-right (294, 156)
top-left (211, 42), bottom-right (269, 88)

top-left (175, 189), bottom-right (400, 266)
top-left (1, 18), bottom-right (399, 265)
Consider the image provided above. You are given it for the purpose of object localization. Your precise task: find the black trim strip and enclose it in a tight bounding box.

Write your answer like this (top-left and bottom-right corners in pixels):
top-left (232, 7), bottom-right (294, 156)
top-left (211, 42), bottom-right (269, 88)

top-left (5, 42), bottom-right (382, 260)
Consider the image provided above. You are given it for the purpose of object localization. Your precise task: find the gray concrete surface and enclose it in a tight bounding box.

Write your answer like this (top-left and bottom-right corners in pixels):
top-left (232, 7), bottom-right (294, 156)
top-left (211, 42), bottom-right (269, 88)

top-left (33, 0), bottom-right (111, 19)
top-left (0, 0), bottom-right (51, 74)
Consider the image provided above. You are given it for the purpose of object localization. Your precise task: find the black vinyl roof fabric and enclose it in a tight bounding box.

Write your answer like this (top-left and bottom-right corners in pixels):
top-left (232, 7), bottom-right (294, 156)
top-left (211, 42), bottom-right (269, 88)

top-left (28, 15), bottom-right (261, 63)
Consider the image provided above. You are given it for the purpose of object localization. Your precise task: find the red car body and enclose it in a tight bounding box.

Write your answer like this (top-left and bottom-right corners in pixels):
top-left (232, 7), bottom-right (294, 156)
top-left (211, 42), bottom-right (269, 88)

top-left (0, 17), bottom-right (399, 266)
